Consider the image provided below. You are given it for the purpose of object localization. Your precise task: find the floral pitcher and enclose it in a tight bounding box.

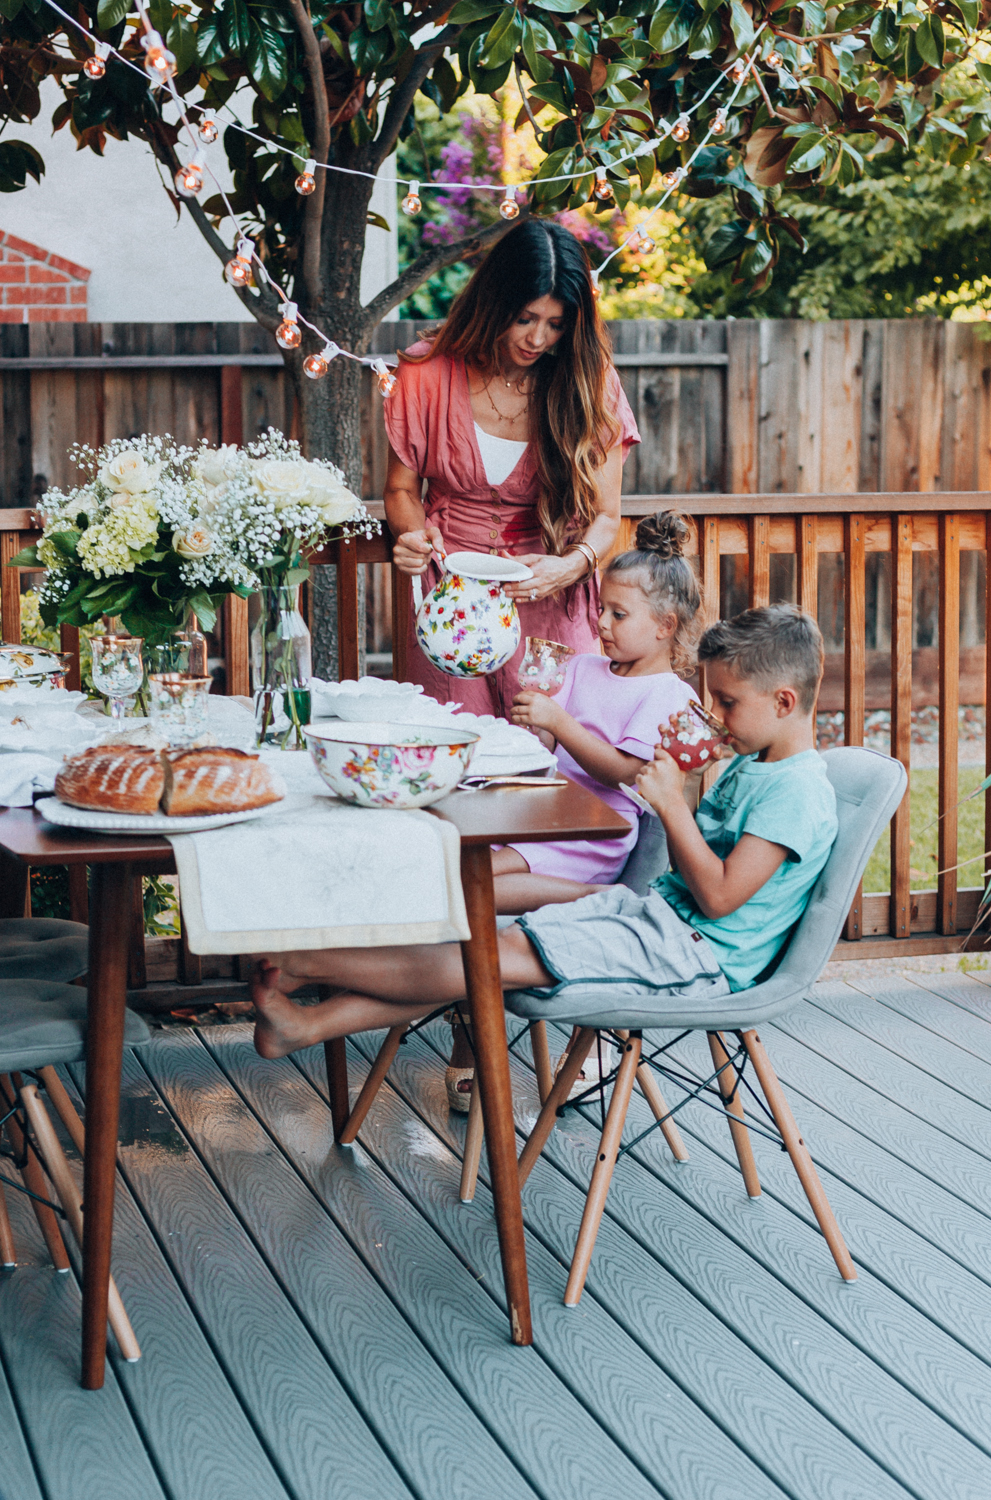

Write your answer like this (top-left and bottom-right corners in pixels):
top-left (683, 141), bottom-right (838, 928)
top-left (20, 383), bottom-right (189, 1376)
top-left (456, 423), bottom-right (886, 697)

top-left (413, 550), bottom-right (534, 678)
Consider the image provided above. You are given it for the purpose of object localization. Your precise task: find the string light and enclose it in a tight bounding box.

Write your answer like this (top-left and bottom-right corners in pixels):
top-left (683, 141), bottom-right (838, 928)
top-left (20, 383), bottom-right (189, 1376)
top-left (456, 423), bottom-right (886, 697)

top-left (671, 113), bottom-right (691, 143)
top-left (593, 172), bottom-right (614, 203)
top-left (174, 155), bottom-right (204, 198)
top-left (711, 108), bottom-right (727, 135)
top-left (225, 237), bottom-right (254, 287)
top-left (766, 49), bottom-right (783, 69)
top-left (371, 358), bottom-right (396, 396)
top-left (499, 188), bottom-right (521, 220)
top-left (295, 157), bottom-right (316, 196)
top-left (731, 59), bottom-right (748, 83)
top-left (141, 30), bottom-right (176, 84)
top-left (84, 41), bottom-right (109, 79)
top-left (276, 301), bottom-right (302, 350)
top-left (198, 116), bottom-right (219, 144)
top-left (661, 167), bottom-right (684, 189)
top-left (401, 180), bottom-right (422, 215)
top-left (636, 232), bottom-right (656, 253)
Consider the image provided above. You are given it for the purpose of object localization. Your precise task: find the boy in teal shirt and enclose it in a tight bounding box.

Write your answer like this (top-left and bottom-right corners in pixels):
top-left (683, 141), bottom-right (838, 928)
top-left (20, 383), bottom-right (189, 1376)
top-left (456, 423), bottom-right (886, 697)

top-left (249, 605), bottom-right (839, 1053)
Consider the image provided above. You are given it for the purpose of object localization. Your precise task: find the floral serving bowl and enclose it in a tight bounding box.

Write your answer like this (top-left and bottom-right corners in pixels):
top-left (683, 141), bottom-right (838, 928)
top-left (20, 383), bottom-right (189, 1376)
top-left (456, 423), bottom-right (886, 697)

top-left (0, 643), bottom-right (71, 690)
top-left (304, 720), bottom-right (480, 809)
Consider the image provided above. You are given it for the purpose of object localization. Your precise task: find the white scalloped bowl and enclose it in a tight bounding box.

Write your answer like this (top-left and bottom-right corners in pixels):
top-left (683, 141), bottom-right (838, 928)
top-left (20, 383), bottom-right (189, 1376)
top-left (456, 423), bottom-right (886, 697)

top-left (310, 676), bottom-right (425, 723)
top-left (304, 720), bottom-right (480, 809)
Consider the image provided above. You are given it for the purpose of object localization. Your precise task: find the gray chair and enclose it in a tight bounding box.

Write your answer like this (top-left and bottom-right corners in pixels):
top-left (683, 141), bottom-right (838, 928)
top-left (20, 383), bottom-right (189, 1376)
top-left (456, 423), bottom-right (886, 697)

top-left (506, 747), bottom-right (908, 1305)
top-left (0, 978), bottom-right (150, 1361)
top-left (0, 918), bottom-right (89, 983)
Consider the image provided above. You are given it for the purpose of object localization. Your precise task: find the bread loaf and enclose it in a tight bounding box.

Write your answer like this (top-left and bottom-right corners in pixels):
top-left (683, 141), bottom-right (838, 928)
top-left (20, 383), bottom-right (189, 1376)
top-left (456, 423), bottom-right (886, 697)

top-left (161, 746), bottom-right (282, 816)
top-left (55, 745), bottom-right (165, 814)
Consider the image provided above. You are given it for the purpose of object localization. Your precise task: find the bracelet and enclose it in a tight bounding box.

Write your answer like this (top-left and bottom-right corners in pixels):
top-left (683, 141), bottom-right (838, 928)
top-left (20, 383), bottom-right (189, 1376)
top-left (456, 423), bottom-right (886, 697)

top-left (566, 541), bottom-right (598, 580)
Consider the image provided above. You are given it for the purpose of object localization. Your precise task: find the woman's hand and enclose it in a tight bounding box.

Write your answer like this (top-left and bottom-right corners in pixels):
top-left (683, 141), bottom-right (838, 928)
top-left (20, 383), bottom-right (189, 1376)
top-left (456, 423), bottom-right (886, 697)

top-left (510, 690), bottom-right (564, 735)
top-left (501, 551), bottom-right (586, 604)
top-left (392, 524), bottom-right (446, 576)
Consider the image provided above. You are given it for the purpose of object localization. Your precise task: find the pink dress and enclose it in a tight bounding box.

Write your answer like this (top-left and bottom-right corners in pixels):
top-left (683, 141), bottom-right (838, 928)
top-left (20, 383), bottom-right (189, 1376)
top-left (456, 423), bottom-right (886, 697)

top-left (383, 343), bottom-right (640, 718)
top-left (507, 654), bottom-right (699, 884)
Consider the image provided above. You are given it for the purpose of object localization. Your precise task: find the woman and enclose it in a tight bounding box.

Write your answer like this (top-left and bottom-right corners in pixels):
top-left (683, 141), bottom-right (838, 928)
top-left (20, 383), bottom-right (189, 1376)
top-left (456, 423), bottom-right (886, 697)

top-left (383, 218), bottom-right (640, 718)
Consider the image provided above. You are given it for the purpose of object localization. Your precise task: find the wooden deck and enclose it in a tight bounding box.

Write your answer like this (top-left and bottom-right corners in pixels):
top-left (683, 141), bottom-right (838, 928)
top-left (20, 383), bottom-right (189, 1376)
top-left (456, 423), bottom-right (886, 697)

top-left (5, 964), bottom-right (991, 1500)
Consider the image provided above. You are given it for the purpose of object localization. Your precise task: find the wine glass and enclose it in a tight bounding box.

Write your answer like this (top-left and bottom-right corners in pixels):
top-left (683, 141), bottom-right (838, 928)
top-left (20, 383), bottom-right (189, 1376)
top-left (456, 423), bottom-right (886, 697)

top-left (91, 635), bottom-right (143, 723)
top-left (517, 637), bottom-right (574, 697)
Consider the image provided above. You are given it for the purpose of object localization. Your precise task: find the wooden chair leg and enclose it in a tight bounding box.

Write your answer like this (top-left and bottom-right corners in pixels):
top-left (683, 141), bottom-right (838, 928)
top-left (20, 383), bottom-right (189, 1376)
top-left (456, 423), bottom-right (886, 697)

top-left (338, 1026), bottom-right (406, 1146)
top-left (707, 1031), bottom-right (761, 1198)
top-left (20, 1085), bottom-right (141, 1360)
top-left (459, 1068), bottom-right (485, 1203)
top-left (518, 1028), bottom-right (597, 1188)
top-left (37, 1068), bottom-right (84, 1154)
top-left (530, 1021), bottom-right (553, 1106)
top-left (323, 1033), bottom-right (351, 1143)
top-left (636, 1064), bottom-right (690, 1163)
top-left (0, 1074), bottom-right (69, 1272)
top-left (564, 1033), bottom-right (642, 1307)
top-left (742, 1029), bottom-right (857, 1282)
top-left (0, 1174), bottom-right (15, 1266)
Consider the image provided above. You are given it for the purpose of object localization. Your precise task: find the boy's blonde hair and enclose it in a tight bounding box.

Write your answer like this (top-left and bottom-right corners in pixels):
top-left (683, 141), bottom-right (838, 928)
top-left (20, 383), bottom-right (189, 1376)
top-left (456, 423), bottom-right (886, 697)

top-left (699, 605), bottom-right (824, 714)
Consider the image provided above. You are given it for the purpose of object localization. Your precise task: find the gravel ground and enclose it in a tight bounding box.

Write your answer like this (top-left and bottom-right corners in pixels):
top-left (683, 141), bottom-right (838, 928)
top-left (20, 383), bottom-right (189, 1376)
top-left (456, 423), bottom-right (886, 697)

top-left (817, 705), bottom-right (986, 767)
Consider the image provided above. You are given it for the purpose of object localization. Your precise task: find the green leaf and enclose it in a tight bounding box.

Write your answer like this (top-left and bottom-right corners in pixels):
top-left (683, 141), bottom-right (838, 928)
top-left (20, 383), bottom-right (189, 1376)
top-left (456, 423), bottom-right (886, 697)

top-left (248, 21), bottom-right (289, 98)
top-left (0, 141), bottom-right (44, 193)
top-left (704, 219), bottom-right (751, 268)
top-left (447, 0), bottom-right (502, 19)
top-left (431, 56), bottom-right (459, 113)
top-left (167, 14), bottom-right (198, 75)
top-left (531, 0), bottom-right (588, 12)
top-left (367, 209), bottom-right (391, 230)
top-left (915, 13), bottom-right (944, 67)
top-left (6, 545), bottom-right (38, 567)
top-left (952, 0), bottom-right (979, 28)
top-left (363, 0), bottom-right (392, 31)
top-left (687, 15), bottom-right (720, 56)
top-left (739, 237), bottom-right (773, 279)
top-left (222, 0), bottom-right (252, 53)
top-left (49, 529), bottom-right (81, 560)
top-left (729, 0), bottom-right (755, 52)
top-left (789, 141), bottom-right (827, 173)
top-left (96, 0), bottom-right (129, 28)
top-left (522, 18), bottom-right (556, 81)
top-left (478, 6), bottom-right (523, 69)
top-left (649, 0), bottom-right (692, 53)
top-left (0, 0), bottom-right (24, 20)
top-left (349, 23), bottom-right (391, 75)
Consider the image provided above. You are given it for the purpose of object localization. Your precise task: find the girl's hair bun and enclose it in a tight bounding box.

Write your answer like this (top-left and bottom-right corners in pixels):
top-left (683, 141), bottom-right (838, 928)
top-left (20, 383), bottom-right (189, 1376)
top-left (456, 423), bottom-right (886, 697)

top-left (635, 510), bottom-right (689, 560)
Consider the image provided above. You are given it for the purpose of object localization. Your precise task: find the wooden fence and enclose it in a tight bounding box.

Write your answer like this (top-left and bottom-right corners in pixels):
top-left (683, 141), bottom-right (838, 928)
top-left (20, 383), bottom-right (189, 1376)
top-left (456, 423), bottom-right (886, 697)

top-left (3, 317), bottom-right (990, 963)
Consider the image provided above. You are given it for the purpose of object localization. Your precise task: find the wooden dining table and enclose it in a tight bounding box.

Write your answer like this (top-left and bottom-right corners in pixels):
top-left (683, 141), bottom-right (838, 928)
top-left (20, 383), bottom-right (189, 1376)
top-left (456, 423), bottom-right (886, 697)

top-left (0, 780), bottom-right (630, 1387)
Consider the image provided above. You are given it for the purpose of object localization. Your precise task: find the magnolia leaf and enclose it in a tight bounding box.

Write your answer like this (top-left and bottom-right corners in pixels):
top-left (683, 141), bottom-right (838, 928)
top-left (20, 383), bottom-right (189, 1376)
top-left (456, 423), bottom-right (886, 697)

top-left (0, 140), bottom-right (44, 192)
top-left (730, 0), bottom-right (755, 52)
top-left (96, 0), bottom-right (128, 27)
top-left (703, 219), bottom-right (751, 268)
top-left (915, 13), bottom-right (944, 68)
top-left (870, 8), bottom-right (898, 57)
top-left (478, 7), bottom-right (523, 69)
top-left (367, 210), bottom-right (391, 229)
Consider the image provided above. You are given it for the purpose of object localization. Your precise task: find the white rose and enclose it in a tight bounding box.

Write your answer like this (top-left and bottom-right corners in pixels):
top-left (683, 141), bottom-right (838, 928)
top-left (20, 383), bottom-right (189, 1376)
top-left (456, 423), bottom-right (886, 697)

top-left (194, 445), bottom-right (239, 489)
top-left (174, 525), bottom-right (214, 558)
top-left (305, 466), bottom-right (360, 525)
top-left (99, 450), bottom-right (161, 496)
top-left (251, 459), bottom-right (310, 510)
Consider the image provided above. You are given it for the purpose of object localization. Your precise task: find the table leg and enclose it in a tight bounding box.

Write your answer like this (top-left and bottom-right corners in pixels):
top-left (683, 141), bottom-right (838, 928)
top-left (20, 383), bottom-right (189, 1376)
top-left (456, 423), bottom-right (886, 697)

top-left (82, 862), bottom-right (132, 1390)
top-left (459, 844), bottom-right (532, 1346)
top-left (0, 852), bottom-right (28, 919)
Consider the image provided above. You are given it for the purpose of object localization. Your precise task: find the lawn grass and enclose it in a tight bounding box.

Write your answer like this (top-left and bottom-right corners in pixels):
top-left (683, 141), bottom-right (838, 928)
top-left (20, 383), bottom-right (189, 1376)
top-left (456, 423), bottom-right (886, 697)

top-left (863, 766), bottom-right (988, 894)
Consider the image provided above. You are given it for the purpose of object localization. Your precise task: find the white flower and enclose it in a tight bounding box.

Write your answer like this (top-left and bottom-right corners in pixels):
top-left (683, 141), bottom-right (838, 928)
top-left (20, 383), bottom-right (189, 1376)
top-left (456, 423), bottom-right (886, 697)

top-left (174, 525), bottom-right (214, 558)
top-left (98, 450), bottom-right (161, 496)
top-left (194, 445), bottom-right (239, 489)
top-left (304, 463), bottom-right (359, 525)
top-left (251, 459), bottom-right (311, 509)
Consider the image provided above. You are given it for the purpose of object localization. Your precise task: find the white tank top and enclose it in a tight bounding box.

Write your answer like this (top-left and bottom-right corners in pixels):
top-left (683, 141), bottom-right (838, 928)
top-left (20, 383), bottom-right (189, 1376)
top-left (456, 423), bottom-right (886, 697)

top-left (473, 422), bottom-right (528, 487)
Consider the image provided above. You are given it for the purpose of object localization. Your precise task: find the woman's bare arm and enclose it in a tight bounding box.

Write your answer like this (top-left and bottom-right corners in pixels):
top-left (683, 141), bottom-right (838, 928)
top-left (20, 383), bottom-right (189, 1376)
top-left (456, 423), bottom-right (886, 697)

top-left (383, 444), bottom-right (445, 575)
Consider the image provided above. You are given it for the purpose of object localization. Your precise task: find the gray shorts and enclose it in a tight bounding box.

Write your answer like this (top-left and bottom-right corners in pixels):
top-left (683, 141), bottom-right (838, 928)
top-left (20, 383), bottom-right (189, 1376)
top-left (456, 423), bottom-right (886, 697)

top-left (508, 885), bottom-right (731, 1028)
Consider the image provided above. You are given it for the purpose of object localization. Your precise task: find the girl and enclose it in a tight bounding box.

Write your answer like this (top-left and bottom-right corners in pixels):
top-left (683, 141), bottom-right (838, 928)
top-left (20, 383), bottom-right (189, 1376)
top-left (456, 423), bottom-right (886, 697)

top-left (493, 509), bottom-right (704, 913)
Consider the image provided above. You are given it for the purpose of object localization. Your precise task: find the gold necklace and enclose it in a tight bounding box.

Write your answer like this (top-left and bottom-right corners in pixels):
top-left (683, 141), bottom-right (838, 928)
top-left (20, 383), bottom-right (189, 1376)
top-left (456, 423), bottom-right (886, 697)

top-left (482, 372), bottom-right (528, 424)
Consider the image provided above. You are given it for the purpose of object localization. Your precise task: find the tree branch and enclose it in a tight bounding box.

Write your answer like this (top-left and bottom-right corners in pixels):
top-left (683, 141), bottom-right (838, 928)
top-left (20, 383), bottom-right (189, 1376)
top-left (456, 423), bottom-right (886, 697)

top-left (360, 210), bottom-right (528, 330)
top-left (288, 0), bottom-right (330, 310)
top-left (371, 23), bottom-right (462, 172)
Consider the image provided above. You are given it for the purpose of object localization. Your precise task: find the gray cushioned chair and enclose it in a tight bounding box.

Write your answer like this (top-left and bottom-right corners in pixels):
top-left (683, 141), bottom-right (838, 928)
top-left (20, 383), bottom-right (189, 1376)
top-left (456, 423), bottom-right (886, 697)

top-left (0, 918), bottom-right (90, 983)
top-left (504, 747), bottom-right (908, 1305)
top-left (0, 978), bottom-right (150, 1361)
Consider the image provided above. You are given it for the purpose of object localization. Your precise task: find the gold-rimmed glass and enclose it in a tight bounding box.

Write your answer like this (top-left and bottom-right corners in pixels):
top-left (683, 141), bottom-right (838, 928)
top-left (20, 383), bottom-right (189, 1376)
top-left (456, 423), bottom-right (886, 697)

top-left (90, 635), bottom-right (143, 723)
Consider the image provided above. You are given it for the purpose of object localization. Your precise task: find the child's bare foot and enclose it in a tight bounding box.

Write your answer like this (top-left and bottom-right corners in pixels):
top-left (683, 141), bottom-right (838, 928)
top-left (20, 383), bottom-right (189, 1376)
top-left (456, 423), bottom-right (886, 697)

top-left (252, 961), bottom-right (321, 1058)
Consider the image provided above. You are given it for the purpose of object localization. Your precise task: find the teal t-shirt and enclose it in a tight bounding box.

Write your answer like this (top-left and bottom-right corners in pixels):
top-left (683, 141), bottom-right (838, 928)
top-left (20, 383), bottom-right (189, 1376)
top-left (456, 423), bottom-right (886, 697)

top-left (654, 750), bottom-right (838, 991)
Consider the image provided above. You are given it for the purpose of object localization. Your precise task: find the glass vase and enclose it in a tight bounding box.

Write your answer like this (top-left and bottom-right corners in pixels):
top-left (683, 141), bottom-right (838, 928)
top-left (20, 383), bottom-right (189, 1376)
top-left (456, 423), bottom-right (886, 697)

top-left (250, 583), bottom-right (312, 749)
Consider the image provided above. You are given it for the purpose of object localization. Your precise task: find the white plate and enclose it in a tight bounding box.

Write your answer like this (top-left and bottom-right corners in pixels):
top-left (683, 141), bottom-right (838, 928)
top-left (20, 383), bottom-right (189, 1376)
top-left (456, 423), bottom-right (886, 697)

top-left (469, 745), bottom-right (555, 777)
top-left (35, 796), bottom-right (287, 836)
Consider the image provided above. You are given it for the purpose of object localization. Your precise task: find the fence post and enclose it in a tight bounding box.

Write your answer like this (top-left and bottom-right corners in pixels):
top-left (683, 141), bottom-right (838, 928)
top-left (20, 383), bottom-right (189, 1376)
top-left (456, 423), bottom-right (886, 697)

top-left (938, 513), bottom-right (960, 935)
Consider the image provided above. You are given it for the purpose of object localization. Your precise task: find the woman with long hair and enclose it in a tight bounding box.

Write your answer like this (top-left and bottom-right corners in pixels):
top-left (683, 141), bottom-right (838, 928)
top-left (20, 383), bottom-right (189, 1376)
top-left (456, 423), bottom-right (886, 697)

top-left (383, 218), bottom-right (640, 717)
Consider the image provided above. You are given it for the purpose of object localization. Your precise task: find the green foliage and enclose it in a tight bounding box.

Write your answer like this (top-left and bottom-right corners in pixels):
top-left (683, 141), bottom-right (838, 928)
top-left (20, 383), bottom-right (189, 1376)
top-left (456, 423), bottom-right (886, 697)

top-left (0, 0), bottom-right (986, 313)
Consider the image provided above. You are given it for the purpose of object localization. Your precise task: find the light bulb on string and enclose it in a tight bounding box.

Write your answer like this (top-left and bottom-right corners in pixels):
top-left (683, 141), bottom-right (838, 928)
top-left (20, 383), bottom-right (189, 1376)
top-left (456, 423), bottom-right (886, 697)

top-left (637, 232), bottom-right (656, 254)
top-left (499, 188), bottom-right (520, 220)
top-left (225, 237), bottom-right (254, 288)
top-left (661, 167), bottom-right (684, 190)
top-left (276, 302), bottom-right (302, 350)
top-left (304, 341), bottom-right (340, 380)
top-left (371, 358), bottom-right (396, 396)
top-left (766, 49), bottom-right (783, 69)
top-left (671, 113), bottom-right (691, 143)
top-left (593, 173), bottom-right (614, 203)
top-left (174, 155), bottom-right (205, 198)
top-left (295, 157), bottom-right (316, 196)
top-left (401, 180), bottom-right (422, 215)
top-left (84, 41), bottom-right (109, 80)
top-left (731, 59), bottom-right (748, 83)
top-left (590, 273), bottom-right (602, 300)
top-left (141, 30), bottom-right (176, 84)
top-left (711, 108), bottom-right (727, 136)
top-left (198, 116), bottom-right (219, 144)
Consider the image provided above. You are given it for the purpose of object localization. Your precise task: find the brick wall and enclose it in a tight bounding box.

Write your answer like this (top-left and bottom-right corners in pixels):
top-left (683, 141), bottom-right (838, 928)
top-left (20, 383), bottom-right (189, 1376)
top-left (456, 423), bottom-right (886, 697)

top-left (0, 231), bottom-right (90, 322)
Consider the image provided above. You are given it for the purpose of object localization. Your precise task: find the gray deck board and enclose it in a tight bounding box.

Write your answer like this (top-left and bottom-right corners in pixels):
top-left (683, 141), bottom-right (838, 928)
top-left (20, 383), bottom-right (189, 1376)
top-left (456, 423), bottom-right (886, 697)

top-left (6, 978), bottom-right (991, 1500)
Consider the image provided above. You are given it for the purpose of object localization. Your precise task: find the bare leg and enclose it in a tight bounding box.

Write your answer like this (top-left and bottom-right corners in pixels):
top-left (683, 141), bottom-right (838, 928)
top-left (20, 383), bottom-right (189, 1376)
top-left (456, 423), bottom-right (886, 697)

top-left (490, 847), bottom-right (603, 915)
top-left (251, 927), bottom-right (552, 1059)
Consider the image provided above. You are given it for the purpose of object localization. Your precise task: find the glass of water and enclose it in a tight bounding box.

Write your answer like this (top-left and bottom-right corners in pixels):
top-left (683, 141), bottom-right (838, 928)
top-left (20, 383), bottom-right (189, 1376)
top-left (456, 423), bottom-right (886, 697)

top-left (91, 635), bottom-right (143, 723)
top-left (147, 673), bottom-right (212, 747)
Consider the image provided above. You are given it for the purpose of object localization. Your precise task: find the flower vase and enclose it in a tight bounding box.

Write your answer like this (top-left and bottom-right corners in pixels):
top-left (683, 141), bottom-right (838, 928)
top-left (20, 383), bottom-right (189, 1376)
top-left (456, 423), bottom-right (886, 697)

top-left (251, 583), bottom-right (312, 749)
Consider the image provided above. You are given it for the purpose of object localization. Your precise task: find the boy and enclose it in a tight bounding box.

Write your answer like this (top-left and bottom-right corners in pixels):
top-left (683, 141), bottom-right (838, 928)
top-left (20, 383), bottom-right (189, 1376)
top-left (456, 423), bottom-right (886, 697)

top-left (251, 605), bottom-right (838, 1055)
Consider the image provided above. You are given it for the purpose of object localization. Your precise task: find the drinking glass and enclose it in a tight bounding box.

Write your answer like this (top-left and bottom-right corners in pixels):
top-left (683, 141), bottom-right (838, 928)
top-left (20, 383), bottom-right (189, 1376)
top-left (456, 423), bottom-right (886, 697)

top-left (517, 637), bottom-right (574, 696)
top-left (148, 673), bottom-right (212, 747)
top-left (91, 635), bottom-right (143, 723)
